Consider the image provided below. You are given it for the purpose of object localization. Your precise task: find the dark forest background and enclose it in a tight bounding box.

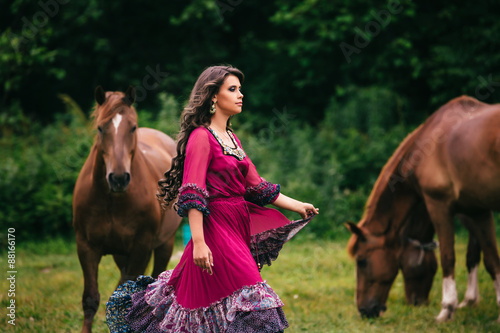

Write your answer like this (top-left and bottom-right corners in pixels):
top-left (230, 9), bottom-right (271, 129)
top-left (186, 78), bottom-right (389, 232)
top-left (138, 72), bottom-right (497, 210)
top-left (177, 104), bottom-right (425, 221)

top-left (1, 0), bottom-right (500, 240)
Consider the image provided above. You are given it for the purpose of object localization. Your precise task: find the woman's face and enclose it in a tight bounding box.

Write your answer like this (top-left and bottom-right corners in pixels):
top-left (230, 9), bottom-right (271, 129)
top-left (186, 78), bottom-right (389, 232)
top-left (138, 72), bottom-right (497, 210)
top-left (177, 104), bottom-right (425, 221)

top-left (213, 74), bottom-right (243, 116)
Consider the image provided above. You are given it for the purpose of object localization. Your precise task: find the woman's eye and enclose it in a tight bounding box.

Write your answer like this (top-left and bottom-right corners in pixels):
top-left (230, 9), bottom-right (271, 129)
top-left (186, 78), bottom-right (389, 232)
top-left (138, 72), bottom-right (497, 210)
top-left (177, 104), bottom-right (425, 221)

top-left (228, 86), bottom-right (242, 93)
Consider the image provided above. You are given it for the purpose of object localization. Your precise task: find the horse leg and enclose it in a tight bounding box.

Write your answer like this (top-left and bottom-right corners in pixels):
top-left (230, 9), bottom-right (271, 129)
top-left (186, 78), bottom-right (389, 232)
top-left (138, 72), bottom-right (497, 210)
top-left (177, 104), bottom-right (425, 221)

top-left (462, 211), bottom-right (500, 321)
top-left (76, 240), bottom-right (102, 333)
top-left (457, 214), bottom-right (481, 308)
top-left (424, 198), bottom-right (457, 322)
top-left (152, 210), bottom-right (182, 278)
top-left (112, 254), bottom-right (132, 285)
top-left (152, 235), bottom-right (175, 278)
top-left (121, 247), bottom-right (153, 283)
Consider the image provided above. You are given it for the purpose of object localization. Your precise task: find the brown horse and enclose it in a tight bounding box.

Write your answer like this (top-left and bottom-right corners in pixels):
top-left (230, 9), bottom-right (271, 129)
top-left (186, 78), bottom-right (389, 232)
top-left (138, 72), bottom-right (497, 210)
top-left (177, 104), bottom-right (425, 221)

top-left (73, 86), bottom-right (181, 333)
top-left (398, 201), bottom-right (438, 306)
top-left (346, 96), bottom-right (500, 322)
top-left (398, 206), bottom-right (483, 307)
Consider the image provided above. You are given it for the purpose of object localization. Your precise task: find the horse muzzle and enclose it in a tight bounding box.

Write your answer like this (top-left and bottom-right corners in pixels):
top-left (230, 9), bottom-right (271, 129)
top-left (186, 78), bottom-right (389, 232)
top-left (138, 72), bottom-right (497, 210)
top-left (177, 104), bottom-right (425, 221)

top-left (108, 172), bottom-right (131, 192)
top-left (359, 302), bottom-right (387, 318)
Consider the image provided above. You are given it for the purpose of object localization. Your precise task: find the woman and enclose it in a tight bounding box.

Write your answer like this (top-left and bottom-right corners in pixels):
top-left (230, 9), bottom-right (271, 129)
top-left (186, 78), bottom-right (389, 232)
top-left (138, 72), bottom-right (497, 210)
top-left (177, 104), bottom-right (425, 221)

top-left (106, 65), bottom-right (318, 332)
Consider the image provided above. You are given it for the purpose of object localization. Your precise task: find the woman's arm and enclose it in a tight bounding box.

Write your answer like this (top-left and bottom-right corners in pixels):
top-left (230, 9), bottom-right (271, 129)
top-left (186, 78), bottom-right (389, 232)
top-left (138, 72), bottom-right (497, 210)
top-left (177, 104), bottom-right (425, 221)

top-left (272, 193), bottom-right (319, 219)
top-left (188, 209), bottom-right (213, 275)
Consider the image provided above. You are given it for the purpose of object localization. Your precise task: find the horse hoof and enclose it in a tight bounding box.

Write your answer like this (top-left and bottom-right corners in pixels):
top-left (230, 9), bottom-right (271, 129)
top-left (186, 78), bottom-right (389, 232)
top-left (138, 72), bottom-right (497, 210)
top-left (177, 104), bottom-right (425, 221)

top-left (436, 308), bottom-right (454, 322)
top-left (458, 298), bottom-right (479, 308)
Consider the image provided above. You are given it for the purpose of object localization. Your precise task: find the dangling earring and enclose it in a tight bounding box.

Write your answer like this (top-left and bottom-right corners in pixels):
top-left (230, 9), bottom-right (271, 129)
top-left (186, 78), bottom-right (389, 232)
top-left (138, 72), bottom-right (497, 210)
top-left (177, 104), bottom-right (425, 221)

top-left (210, 101), bottom-right (216, 114)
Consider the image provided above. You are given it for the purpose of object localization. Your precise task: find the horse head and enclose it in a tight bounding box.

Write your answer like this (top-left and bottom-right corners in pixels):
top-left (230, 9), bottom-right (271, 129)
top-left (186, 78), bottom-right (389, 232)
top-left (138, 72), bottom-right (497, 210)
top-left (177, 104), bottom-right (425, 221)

top-left (399, 237), bottom-right (438, 306)
top-left (346, 221), bottom-right (398, 318)
top-left (93, 86), bottom-right (137, 192)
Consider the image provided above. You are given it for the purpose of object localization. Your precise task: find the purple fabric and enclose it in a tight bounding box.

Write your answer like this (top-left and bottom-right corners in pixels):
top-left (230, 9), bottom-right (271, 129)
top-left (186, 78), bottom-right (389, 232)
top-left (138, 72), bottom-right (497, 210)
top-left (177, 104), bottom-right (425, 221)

top-left (126, 290), bottom-right (160, 332)
top-left (251, 216), bottom-right (314, 269)
top-left (244, 180), bottom-right (280, 206)
top-left (122, 270), bottom-right (286, 332)
top-left (226, 307), bottom-right (288, 333)
top-left (176, 191), bottom-right (210, 217)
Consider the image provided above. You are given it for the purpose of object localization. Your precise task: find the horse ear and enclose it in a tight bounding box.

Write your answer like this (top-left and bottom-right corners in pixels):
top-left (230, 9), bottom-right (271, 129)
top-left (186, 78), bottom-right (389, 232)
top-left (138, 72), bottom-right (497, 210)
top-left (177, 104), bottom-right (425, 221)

top-left (345, 222), bottom-right (366, 241)
top-left (95, 86), bottom-right (106, 105)
top-left (123, 86), bottom-right (136, 106)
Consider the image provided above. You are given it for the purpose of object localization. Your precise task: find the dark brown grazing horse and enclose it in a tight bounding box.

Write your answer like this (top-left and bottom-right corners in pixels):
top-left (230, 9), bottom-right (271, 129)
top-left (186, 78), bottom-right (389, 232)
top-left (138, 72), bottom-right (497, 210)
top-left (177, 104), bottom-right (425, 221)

top-left (346, 96), bottom-right (500, 322)
top-left (397, 204), bottom-right (483, 307)
top-left (73, 86), bottom-right (181, 333)
top-left (397, 201), bottom-right (438, 306)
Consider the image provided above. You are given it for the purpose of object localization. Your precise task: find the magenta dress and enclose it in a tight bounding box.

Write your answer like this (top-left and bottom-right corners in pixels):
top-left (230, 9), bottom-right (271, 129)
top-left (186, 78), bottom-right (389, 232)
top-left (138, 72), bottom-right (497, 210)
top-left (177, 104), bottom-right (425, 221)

top-left (106, 127), bottom-right (314, 332)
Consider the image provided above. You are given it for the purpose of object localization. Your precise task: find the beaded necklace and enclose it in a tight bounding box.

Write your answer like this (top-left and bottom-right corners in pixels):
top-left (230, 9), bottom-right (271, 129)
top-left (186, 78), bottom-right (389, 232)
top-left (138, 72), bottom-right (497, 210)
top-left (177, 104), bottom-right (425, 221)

top-left (208, 127), bottom-right (246, 161)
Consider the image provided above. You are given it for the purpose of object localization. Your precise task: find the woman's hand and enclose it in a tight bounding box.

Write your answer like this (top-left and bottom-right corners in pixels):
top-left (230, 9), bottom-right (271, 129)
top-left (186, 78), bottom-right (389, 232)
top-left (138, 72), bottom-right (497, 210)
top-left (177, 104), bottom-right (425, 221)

top-left (193, 241), bottom-right (214, 275)
top-left (188, 209), bottom-right (213, 275)
top-left (272, 193), bottom-right (319, 219)
top-left (296, 202), bottom-right (319, 219)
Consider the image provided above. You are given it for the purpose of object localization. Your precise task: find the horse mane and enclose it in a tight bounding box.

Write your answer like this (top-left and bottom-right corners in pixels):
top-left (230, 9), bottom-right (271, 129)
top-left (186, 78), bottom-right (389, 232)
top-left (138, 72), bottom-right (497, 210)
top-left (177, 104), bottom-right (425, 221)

top-left (347, 95), bottom-right (485, 256)
top-left (362, 124), bottom-right (423, 221)
top-left (90, 91), bottom-right (134, 129)
top-left (347, 124), bottom-right (424, 256)
top-left (360, 95), bottom-right (485, 226)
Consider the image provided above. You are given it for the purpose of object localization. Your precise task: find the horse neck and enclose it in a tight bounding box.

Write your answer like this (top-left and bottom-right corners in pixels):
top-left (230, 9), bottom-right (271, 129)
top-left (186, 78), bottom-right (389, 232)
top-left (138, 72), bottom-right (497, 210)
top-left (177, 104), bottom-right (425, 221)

top-left (400, 200), bottom-right (435, 243)
top-left (362, 181), bottom-right (419, 238)
top-left (360, 124), bottom-right (425, 237)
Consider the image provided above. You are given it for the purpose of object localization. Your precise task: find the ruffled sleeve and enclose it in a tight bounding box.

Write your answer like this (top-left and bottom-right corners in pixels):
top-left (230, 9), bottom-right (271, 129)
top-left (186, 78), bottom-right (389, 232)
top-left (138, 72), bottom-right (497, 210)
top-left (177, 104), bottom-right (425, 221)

top-left (231, 133), bottom-right (280, 206)
top-left (244, 176), bottom-right (280, 207)
top-left (176, 128), bottom-right (212, 217)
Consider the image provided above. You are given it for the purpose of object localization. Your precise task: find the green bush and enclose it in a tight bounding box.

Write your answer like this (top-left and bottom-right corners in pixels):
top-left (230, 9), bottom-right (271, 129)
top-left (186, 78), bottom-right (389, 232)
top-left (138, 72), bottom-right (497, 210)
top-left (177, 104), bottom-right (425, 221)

top-left (0, 97), bottom-right (93, 240)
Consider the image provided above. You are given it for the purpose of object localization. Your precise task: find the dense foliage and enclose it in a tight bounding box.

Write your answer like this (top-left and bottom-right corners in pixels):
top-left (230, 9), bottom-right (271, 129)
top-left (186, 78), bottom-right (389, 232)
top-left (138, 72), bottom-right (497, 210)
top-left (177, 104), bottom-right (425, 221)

top-left (1, 1), bottom-right (500, 240)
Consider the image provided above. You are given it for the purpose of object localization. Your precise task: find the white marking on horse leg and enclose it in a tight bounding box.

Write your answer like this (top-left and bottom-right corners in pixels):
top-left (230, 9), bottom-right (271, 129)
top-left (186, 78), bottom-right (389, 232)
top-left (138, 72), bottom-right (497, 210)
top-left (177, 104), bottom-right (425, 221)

top-left (436, 276), bottom-right (458, 322)
top-left (459, 266), bottom-right (479, 308)
top-left (112, 114), bottom-right (123, 135)
top-left (493, 274), bottom-right (500, 323)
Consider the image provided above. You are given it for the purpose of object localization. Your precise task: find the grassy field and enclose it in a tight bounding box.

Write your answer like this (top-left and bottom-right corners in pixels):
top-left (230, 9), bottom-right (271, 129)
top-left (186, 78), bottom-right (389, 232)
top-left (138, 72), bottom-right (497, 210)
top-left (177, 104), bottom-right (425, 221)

top-left (2, 235), bottom-right (500, 332)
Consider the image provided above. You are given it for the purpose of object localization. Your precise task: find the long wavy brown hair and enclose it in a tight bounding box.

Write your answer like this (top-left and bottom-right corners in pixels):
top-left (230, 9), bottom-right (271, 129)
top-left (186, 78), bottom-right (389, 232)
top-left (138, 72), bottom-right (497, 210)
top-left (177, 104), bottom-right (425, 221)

top-left (157, 65), bottom-right (245, 210)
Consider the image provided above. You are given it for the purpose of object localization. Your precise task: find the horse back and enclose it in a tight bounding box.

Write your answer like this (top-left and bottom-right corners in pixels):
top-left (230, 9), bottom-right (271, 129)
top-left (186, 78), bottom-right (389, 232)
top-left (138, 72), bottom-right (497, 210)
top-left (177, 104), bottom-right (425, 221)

top-left (137, 128), bottom-right (176, 177)
top-left (444, 104), bottom-right (500, 207)
top-left (411, 97), bottom-right (500, 208)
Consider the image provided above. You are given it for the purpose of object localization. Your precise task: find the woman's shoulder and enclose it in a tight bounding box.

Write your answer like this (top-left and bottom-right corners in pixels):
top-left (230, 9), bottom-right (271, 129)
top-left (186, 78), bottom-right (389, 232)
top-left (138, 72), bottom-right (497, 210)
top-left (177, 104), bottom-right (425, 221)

top-left (186, 127), bottom-right (213, 155)
top-left (189, 126), bottom-right (211, 140)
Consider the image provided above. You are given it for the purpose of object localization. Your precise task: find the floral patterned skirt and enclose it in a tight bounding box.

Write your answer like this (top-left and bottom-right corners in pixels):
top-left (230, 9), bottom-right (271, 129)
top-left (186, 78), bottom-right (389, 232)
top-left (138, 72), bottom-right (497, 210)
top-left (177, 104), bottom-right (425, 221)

top-left (106, 271), bottom-right (288, 332)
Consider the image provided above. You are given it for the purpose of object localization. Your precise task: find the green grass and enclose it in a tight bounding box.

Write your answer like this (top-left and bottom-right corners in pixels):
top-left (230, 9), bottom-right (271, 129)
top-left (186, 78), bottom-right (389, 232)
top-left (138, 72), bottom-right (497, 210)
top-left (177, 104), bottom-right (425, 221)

top-left (2, 236), bottom-right (500, 332)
